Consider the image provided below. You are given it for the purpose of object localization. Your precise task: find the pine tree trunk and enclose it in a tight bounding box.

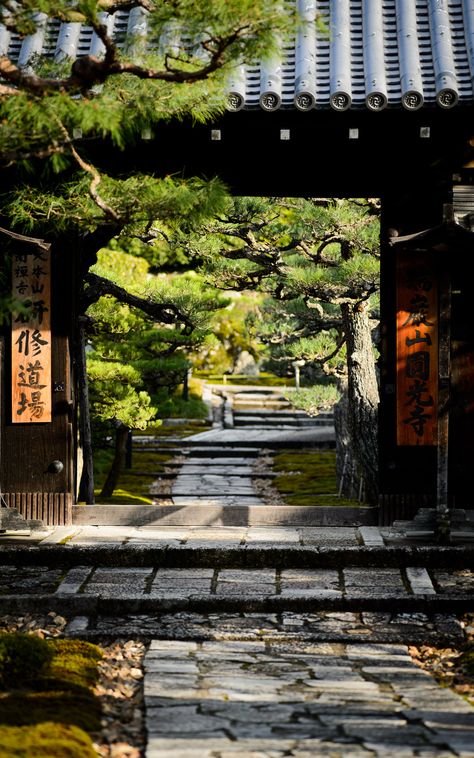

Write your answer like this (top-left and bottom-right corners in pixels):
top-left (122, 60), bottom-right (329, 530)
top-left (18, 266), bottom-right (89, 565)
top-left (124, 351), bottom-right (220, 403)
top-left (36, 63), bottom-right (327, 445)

top-left (340, 302), bottom-right (379, 504)
top-left (77, 322), bottom-right (95, 504)
top-left (100, 422), bottom-right (129, 498)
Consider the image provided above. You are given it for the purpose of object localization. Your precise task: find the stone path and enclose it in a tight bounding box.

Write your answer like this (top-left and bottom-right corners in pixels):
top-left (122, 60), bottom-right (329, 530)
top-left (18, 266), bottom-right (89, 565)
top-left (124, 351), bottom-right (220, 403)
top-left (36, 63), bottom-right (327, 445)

top-left (2, 525), bottom-right (474, 755)
top-left (2, 389), bottom-right (474, 756)
top-left (118, 385), bottom-right (338, 520)
top-left (172, 455), bottom-right (265, 507)
top-left (144, 637), bottom-right (474, 758)
top-left (170, 387), bottom-right (335, 508)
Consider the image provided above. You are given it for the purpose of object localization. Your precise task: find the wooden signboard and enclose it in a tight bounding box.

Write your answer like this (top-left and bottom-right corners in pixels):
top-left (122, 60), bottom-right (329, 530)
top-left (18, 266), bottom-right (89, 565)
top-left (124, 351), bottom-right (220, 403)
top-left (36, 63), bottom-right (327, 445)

top-left (11, 246), bottom-right (52, 423)
top-left (396, 251), bottom-right (438, 445)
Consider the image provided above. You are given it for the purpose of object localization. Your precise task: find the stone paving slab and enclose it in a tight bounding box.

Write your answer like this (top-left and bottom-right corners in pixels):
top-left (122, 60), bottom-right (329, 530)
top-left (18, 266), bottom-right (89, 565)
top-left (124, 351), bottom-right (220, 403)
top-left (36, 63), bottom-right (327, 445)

top-left (143, 639), bottom-right (474, 757)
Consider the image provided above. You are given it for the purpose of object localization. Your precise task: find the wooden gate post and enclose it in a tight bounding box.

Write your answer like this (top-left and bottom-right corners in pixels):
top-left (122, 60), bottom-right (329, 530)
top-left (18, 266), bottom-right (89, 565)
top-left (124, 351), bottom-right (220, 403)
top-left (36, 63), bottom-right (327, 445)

top-left (1, 236), bottom-right (74, 526)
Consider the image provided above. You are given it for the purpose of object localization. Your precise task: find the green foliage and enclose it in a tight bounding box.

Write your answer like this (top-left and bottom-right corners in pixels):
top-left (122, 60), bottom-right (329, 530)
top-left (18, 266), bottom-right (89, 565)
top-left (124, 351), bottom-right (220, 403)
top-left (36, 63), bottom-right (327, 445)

top-left (88, 357), bottom-right (157, 430)
top-left (87, 251), bottom-right (224, 432)
top-left (153, 393), bottom-right (209, 420)
top-left (0, 634), bottom-right (53, 690)
top-left (5, 174), bottom-right (229, 236)
top-left (285, 383), bottom-right (341, 415)
top-left (198, 371), bottom-right (294, 387)
top-left (0, 1), bottom-right (294, 175)
top-left (192, 292), bottom-right (265, 373)
top-left (192, 197), bottom-right (380, 379)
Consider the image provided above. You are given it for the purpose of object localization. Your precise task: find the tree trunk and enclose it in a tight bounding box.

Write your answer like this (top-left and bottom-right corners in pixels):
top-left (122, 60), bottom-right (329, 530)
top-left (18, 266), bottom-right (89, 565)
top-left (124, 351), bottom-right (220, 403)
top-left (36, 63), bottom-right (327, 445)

top-left (100, 422), bottom-right (129, 498)
top-left (77, 322), bottom-right (95, 504)
top-left (340, 301), bottom-right (379, 504)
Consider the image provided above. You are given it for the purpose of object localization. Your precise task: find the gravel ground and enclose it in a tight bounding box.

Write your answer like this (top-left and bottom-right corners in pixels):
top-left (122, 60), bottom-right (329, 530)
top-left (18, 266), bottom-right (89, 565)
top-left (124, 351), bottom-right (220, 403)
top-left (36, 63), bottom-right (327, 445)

top-left (410, 612), bottom-right (474, 707)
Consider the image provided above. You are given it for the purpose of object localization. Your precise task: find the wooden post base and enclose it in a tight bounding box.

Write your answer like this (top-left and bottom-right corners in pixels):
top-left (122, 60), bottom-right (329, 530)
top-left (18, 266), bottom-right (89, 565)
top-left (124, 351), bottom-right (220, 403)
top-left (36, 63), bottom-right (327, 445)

top-left (2, 493), bottom-right (72, 526)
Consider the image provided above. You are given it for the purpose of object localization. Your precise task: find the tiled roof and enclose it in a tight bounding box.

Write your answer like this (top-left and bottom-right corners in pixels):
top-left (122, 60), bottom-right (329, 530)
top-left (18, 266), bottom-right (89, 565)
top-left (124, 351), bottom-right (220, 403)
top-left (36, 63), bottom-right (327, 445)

top-left (2, 0), bottom-right (474, 112)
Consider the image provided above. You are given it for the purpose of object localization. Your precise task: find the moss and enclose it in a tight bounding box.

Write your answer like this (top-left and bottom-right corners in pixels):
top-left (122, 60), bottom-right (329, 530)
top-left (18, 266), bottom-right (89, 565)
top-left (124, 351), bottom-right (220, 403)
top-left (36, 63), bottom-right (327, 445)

top-left (271, 450), bottom-right (361, 507)
top-left (93, 488), bottom-right (153, 505)
top-left (0, 634), bottom-right (53, 690)
top-left (0, 691), bottom-right (101, 733)
top-left (47, 640), bottom-right (102, 690)
top-left (284, 494), bottom-right (365, 507)
top-left (0, 635), bottom-right (103, 740)
top-left (0, 722), bottom-right (97, 758)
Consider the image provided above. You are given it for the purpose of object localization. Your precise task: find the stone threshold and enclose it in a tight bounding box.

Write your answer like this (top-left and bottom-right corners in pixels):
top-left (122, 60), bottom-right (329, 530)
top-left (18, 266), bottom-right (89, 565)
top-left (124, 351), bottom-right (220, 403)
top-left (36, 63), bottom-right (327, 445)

top-left (71, 504), bottom-right (379, 526)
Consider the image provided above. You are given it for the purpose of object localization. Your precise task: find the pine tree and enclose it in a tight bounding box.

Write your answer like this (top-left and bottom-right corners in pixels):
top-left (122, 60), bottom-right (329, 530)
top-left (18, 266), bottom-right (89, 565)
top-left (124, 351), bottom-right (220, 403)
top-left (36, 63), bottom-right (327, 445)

top-left (187, 196), bottom-right (381, 503)
top-left (0, 1), bottom-right (293, 503)
top-left (85, 248), bottom-right (227, 498)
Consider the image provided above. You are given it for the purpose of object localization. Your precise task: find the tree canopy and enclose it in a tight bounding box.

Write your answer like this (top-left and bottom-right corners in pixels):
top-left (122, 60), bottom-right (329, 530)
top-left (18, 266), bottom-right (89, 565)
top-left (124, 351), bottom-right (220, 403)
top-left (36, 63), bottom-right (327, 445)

top-left (0, 0), bottom-right (295, 504)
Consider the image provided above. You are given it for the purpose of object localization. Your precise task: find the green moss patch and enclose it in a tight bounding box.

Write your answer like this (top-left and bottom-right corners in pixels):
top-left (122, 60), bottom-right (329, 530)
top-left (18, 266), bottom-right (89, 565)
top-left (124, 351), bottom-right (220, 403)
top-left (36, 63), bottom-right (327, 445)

top-left (93, 447), bottom-right (177, 505)
top-left (0, 635), bottom-right (102, 757)
top-left (271, 450), bottom-right (361, 507)
top-left (0, 722), bottom-right (97, 758)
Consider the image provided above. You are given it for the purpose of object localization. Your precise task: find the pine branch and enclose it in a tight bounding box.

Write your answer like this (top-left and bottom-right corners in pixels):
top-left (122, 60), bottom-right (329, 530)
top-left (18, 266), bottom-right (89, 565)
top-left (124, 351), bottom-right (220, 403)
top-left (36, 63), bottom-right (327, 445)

top-left (52, 114), bottom-right (121, 223)
top-left (0, 226), bottom-right (50, 252)
top-left (3, 143), bottom-right (67, 167)
top-left (83, 272), bottom-right (194, 333)
top-left (0, 23), bottom-right (253, 94)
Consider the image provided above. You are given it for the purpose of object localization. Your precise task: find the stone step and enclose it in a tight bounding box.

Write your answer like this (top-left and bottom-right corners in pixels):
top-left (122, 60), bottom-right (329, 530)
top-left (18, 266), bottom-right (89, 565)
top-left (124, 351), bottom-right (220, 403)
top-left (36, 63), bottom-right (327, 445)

top-left (233, 409), bottom-right (334, 418)
top-left (6, 533), bottom-right (474, 567)
top-left (232, 401), bottom-right (293, 410)
top-left (166, 458), bottom-right (255, 466)
top-left (1, 587), bottom-right (473, 617)
top-left (176, 466), bottom-right (267, 476)
top-left (233, 417), bottom-right (330, 427)
top-left (170, 445), bottom-right (262, 456)
top-left (68, 611), bottom-right (463, 646)
top-left (232, 408), bottom-right (310, 417)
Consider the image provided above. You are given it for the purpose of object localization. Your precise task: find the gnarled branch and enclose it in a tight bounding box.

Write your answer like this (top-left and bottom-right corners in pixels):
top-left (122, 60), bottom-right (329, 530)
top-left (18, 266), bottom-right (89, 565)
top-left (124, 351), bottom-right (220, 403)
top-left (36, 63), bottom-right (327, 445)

top-left (83, 272), bottom-right (194, 333)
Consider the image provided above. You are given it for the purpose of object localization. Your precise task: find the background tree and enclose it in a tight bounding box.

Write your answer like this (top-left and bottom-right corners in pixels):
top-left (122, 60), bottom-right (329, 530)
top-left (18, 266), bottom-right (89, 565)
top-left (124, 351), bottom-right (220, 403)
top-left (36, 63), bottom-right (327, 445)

top-left (191, 292), bottom-right (264, 375)
top-left (85, 248), bottom-right (227, 498)
top-left (186, 196), bottom-right (381, 503)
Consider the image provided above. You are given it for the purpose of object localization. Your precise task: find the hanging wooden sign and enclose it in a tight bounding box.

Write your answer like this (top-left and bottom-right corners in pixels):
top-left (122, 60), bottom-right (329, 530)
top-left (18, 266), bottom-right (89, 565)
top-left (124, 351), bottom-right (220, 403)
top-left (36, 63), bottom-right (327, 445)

top-left (11, 246), bottom-right (52, 423)
top-left (396, 251), bottom-right (438, 445)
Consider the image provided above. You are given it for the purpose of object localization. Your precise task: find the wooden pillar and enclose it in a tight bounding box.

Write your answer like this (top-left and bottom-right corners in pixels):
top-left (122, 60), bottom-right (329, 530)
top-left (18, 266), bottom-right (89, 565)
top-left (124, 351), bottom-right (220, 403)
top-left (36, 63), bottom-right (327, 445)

top-left (1, 239), bottom-right (74, 525)
top-left (378, 192), bottom-right (444, 525)
top-left (379, 184), bottom-right (474, 525)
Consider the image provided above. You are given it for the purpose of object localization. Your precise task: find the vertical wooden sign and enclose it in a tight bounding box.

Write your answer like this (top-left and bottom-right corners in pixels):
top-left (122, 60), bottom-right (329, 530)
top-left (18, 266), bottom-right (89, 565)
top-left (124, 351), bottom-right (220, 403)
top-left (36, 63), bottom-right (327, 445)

top-left (11, 246), bottom-right (52, 423)
top-left (396, 251), bottom-right (438, 445)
